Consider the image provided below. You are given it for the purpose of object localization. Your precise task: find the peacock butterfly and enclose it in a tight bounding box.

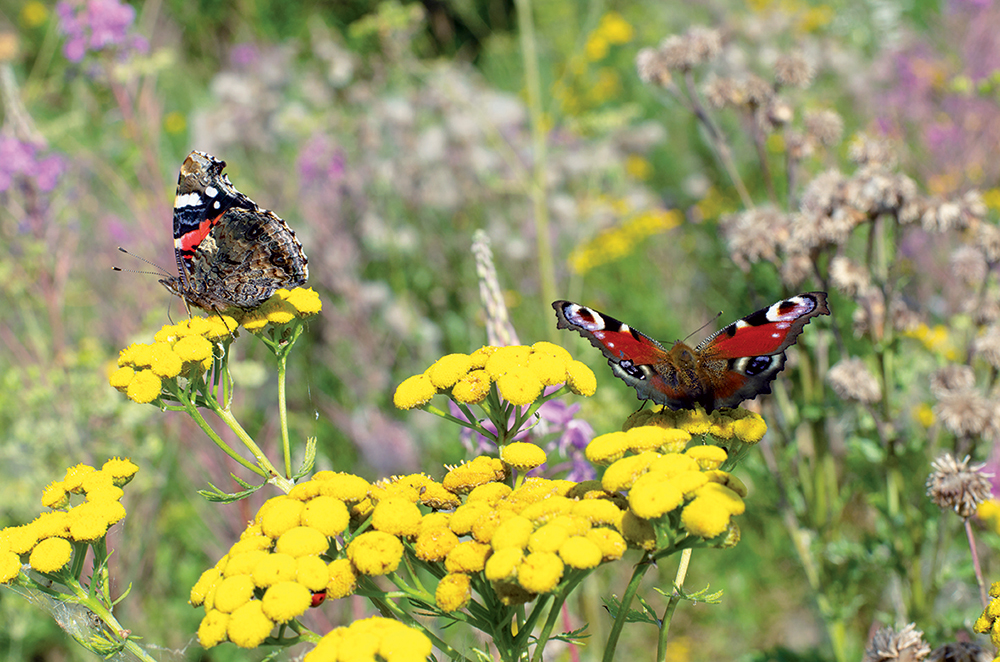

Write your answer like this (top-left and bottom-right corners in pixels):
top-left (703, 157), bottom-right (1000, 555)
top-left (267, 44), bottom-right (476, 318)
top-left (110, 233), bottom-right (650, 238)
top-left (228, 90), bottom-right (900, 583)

top-left (552, 292), bottom-right (829, 412)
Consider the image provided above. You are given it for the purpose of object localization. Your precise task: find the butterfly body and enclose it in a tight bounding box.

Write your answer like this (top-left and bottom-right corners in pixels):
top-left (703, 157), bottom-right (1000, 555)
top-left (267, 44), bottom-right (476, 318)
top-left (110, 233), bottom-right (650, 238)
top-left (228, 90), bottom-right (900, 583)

top-left (160, 151), bottom-right (309, 312)
top-left (552, 292), bottom-right (829, 411)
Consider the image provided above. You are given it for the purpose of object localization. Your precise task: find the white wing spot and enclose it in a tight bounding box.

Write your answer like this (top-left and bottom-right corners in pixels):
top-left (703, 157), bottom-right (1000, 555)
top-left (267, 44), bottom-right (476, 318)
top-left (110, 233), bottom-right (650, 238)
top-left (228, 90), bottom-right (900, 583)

top-left (205, 185), bottom-right (219, 198)
top-left (213, 201), bottom-right (221, 209)
top-left (174, 192), bottom-right (202, 208)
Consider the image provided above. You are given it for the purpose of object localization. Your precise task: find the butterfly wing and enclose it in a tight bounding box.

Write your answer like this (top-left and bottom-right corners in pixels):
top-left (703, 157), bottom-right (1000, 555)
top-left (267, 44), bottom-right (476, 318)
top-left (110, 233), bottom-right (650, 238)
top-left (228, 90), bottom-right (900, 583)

top-left (553, 301), bottom-right (691, 407)
top-left (696, 292), bottom-right (830, 409)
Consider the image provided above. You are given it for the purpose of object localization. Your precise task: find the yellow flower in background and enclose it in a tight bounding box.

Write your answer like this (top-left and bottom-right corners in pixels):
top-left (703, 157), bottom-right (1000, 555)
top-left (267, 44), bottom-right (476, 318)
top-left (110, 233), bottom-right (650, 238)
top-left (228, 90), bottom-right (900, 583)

top-left (625, 154), bottom-right (652, 181)
top-left (20, 1), bottom-right (48, 27)
top-left (164, 111), bottom-right (187, 135)
top-left (569, 207), bottom-right (681, 275)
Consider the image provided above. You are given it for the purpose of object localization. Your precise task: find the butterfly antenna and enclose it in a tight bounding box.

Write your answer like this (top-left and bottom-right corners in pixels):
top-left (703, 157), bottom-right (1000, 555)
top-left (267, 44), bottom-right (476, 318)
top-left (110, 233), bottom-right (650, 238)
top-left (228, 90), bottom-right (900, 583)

top-left (113, 247), bottom-right (171, 277)
top-left (682, 310), bottom-right (724, 343)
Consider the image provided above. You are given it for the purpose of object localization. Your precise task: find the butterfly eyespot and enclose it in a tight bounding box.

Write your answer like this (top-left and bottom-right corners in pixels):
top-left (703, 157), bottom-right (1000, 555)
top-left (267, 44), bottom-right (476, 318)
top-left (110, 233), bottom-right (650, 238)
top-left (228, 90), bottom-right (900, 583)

top-left (618, 359), bottom-right (645, 380)
top-left (743, 356), bottom-right (772, 376)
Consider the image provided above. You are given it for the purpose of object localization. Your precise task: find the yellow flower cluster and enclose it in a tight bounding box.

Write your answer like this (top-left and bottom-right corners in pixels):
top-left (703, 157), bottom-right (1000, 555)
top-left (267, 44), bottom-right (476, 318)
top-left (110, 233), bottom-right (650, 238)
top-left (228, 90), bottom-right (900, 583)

top-left (978, 499), bottom-right (1000, 536)
top-left (192, 471), bottom-right (370, 649)
top-left (305, 616), bottom-right (432, 662)
top-left (239, 287), bottom-right (323, 332)
top-left (393, 343), bottom-right (596, 410)
top-left (584, 11), bottom-right (634, 62)
top-left (109, 288), bottom-right (322, 403)
top-left (974, 582), bottom-right (1000, 646)
top-left (587, 421), bottom-right (750, 543)
top-left (568, 207), bottom-right (681, 276)
top-left (0, 458), bottom-right (138, 581)
top-left (623, 407), bottom-right (768, 445)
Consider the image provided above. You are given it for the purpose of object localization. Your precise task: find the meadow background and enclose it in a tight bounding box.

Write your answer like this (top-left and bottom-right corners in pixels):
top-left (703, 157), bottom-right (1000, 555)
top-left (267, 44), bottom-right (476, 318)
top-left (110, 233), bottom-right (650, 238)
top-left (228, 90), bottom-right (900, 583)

top-left (3, 0), bottom-right (1000, 659)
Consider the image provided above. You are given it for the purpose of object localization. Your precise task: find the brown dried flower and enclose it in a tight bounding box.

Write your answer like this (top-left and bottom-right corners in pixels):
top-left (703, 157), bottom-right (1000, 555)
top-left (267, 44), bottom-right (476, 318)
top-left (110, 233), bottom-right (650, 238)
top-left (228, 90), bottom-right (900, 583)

top-left (934, 388), bottom-right (992, 438)
top-left (829, 255), bottom-right (870, 297)
top-left (828, 357), bottom-right (881, 404)
top-left (636, 47), bottom-right (670, 87)
top-left (721, 206), bottom-right (790, 271)
top-left (804, 109), bottom-right (844, 147)
top-left (774, 52), bottom-right (814, 88)
top-left (862, 623), bottom-right (931, 662)
top-left (930, 365), bottom-right (976, 399)
top-left (973, 326), bottom-right (1000, 369)
top-left (950, 245), bottom-right (987, 287)
top-left (925, 641), bottom-right (992, 662)
top-left (926, 453), bottom-right (993, 518)
top-left (848, 133), bottom-right (897, 169)
top-left (658, 26), bottom-right (721, 72)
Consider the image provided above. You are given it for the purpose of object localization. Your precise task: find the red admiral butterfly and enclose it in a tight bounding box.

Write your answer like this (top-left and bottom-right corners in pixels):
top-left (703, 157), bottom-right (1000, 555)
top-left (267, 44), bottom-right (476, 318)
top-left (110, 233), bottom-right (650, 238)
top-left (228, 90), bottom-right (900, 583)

top-left (553, 292), bottom-right (829, 412)
top-left (159, 151), bottom-right (309, 312)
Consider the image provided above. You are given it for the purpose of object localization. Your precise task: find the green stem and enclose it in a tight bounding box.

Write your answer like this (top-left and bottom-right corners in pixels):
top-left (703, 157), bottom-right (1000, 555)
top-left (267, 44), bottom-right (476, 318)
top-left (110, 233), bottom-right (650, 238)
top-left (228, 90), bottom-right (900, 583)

top-left (176, 386), bottom-right (264, 477)
top-left (277, 353), bottom-right (292, 479)
top-left (514, 0), bottom-right (557, 335)
top-left (603, 557), bottom-right (653, 662)
top-left (212, 404), bottom-right (292, 492)
top-left (657, 549), bottom-right (693, 662)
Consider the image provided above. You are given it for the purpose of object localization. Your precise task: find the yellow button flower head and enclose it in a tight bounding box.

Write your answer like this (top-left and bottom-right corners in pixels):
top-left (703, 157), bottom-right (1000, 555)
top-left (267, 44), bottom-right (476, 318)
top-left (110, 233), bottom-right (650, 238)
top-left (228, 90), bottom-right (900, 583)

top-left (372, 497), bottom-right (422, 538)
top-left (627, 474), bottom-right (685, 520)
top-left (527, 350), bottom-right (568, 386)
top-left (224, 550), bottom-right (270, 578)
top-left (259, 497), bottom-right (305, 538)
top-left (275, 526), bottom-right (329, 558)
top-left (252, 552), bottom-right (297, 588)
top-left (101, 457), bottom-right (139, 487)
top-left (415, 526), bottom-right (460, 562)
top-left (347, 531), bottom-right (404, 575)
top-left (471, 509), bottom-right (515, 544)
top-left (295, 555), bottom-right (330, 592)
top-left (586, 431), bottom-right (631, 465)
top-left (572, 499), bottom-right (625, 529)
top-left (586, 527), bottom-right (627, 561)
top-left (681, 495), bottom-right (732, 539)
top-left (227, 600), bottom-right (274, 649)
top-left (445, 540), bottom-right (492, 573)
top-left (530, 341), bottom-right (572, 363)
top-left (602, 452), bottom-right (658, 492)
top-left (41, 481), bottom-right (70, 509)
top-left (427, 353), bottom-right (474, 389)
top-left (126, 369), bottom-right (161, 403)
top-left (198, 610), bottom-right (230, 648)
top-left (314, 472), bottom-right (371, 503)
top-left (435, 572), bottom-right (472, 612)
top-left (29, 537), bottom-right (72, 574)
top-left (467, 482), bottom-right (512, 506)
top-left (214, 575), bottom-right (256, 613)
top-left (501, 442), bottom-right (547, 471)
top-left (649, 452), bottom-right (699, 477)
top-left (148, 342), bottom-right (182, 378)
top-left (326, 558), bottom-right (357, 599)
top-left (67, 502), bottom-right (110, 542)
top-left (675, 407), bottom-right (712, 435)
top-left (730, 409), bottom-right (768, 443)
top-left (558, 535), bottom-right (602, 569)
top-left (703, 470), bottom-right (748, 497)
top-left (452, 368), bottom-right (492, 404)
top-left (191, 567), bottom-right (222, 606)
top-left (565, 360), bottom-right (597, 396)
top-left (517, 551), bottom-right (564, 593)
top-left (279, 287), bottom-right (322, 317)
top-left (393, 374), bottom-right (436, 410)
top-left (469, 345), bottom-right (499, 368)
top-left (695, 482), bottom-right (746, 515)
top-left (301, 496), bottom-right (349, 537)
top-left (685, 445), bottom-right (728, 470)
top-left (449, 503), bottom-right (490, 536)
top-left (261, 581), bottom-right (311, 623)
top-left (528, 523), bottom-right (569, 554)
top-left (496, 371), bottom-right (544, 406)
top-left (108, 366), bottom-right (134, 391)
top-left (485, 345), bottom-right (531, 378)
top-left (0, 547), bottom-right (20, 583)
top-left (442, 456), bottom-right (507, 493)
top-left (491, 515), bottom-right (534, 550)
top-left (33, 512), bottom-right (70, 538)
top-left (485, 547), bottom-right (524, 582)
top-left (173, 334), bottom-right (213, 363)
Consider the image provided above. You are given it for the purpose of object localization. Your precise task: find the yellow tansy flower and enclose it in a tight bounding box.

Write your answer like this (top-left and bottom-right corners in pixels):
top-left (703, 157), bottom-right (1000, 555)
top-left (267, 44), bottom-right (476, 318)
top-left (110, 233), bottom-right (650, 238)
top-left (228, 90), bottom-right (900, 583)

top-left (485, 345), bottom-right (531, 378)
top-left (531, 341), bottom-right (572, 363)
top-left (280, 287), bottom-right (322, 317)
top-left (28, 537), bottom-right (72, 574)
top-left (442, 456), bottom-right (507, 493)
top-left (585, 527), bottom-right (627, 561)
top-left (527, 351), bottom-right (567, 386)
top-left (393, 374), bottom-right (437, 410)
top-left (261, 581), bottom-right (311, 623)
top-left (274, 526), bottom-right (329, 558)
top-left (565, 360), bottom-right (597, 396)
top-left (415, 526), bottom-right (460, 562)
top-left (496, 371), bottom-right (544, 406)
top-left (148, 342), bottom-right (182, 378)
top-left (435, 572), bottom-right (472, 612)
top-left (41, 481), bottom-right (70, 509)
top-left (326, 558), bottom-right (358, 599)
top-left (501, 442), bottom-right (547, 471)
top-left (528, 523), bottom-right (569, 554)
top-left (224, 550), bottom-right (270, 578)
top-left (252, 553), bottom-right (298, 588)
top-left (491, 515), bottom-right (534, 550)
top-left (469, 345), bottom-right (499, 368)
top-left (452, 368), bottom-right (492, 404)
top-left (346, 531), bottom-right (404, 575)
top-left (371, 497), bottom-right (423, 538)
top-left (681, 496), bottom-right (732, 539)
top-left (427, 353), bottom-right (474, 389)
top-left (731, 413), bottom-right (768, 443)
top-left (445, 540), bottom-right (492, 573)
top-left (0, 551), bottom-right (20, 583)
top-left (301, 496), bottom-right (349, 537)
top-left (126, 369), bottom-right (161, 403)
top-left (173, 334), bottom-right (213, 362)
top-left (586, 431), bottom-right (630, 465)
top-left (101, 457), bottom-right (139, 486)
top-left (485, 547), bottom-right (524, 581)
top-left (259, 498), bottom-right (305, 538)
top-left (602, 452), bottom-right (658, 492)
top-left (467, 482), bottom-right (513, 506)
top-left (295, 555), bottom-right (330, 592)
top-left (214, 575), bottom-right (256, 614)
top-left (558, 535), bottom-right (602, 569)
top-left (627, 474), bottom-right (685, 520)
top-left (108, 366), bottom-right (134, 391)
top-left (191, 568), bottom-right (222, 606)
top-left (314, 472), bottom-right (371, 503)
top-left (227, 600), bottom-right (274, 649)
top-left (517, 551), bottom-right (564, 593)
top-left (198, 610), bottom-right (230, 648)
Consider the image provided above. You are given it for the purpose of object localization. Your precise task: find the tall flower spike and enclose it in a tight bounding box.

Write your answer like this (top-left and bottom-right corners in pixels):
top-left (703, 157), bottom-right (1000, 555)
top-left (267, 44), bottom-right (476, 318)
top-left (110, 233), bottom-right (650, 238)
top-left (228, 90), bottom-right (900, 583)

top-left (927, 453), bottom-right (993, 518)
top-left (472, 230), bottom-right (519, 347)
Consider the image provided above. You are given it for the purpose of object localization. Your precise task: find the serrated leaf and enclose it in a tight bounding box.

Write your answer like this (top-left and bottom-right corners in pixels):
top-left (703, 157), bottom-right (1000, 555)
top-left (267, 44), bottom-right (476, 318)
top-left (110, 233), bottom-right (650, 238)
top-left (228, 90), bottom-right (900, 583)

top-left (293, 437), bottom-right (317, 481)
top-left (198, 481), bottom-right (265, 503)
top-left (603, 595), bottom-right (660, 626)
top-left (550, 624), bottom-right (590, 644)
top-left (651, 583), bottom-right (724, 604)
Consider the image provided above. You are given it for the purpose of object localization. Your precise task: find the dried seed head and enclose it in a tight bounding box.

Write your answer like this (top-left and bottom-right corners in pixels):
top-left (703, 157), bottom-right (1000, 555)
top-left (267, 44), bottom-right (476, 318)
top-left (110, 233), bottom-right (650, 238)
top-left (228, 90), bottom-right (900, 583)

top-left (926, 453), bottom-right (993, 518)
top-left (828, 357), bottom-right (881, 404)
top-left (862, 623), bottom-right (931, 662)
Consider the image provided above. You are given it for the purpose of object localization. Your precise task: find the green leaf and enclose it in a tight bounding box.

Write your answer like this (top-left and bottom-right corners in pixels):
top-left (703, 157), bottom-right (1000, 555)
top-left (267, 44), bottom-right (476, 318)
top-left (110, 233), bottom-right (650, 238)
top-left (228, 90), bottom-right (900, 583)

top-left (198, 480), bottom-right (266, 503)
top-left (651, 583), bottom-right (724, 604)
top-left (293, 437), bottom-right (318, 481)
top-left (602, 595), bottom-right (660, 626)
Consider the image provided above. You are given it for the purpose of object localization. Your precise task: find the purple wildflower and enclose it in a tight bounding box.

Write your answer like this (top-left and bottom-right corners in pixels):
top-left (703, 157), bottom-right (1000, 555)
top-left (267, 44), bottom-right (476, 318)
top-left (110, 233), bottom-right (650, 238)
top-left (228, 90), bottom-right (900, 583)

top-left (0, 138), bottom-right (65, 193)
top-left (56, 0), bottom-right (145, 62)
top-left (297, 134), bottom-right (347, 189)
